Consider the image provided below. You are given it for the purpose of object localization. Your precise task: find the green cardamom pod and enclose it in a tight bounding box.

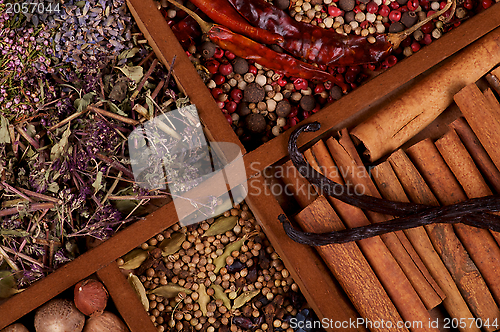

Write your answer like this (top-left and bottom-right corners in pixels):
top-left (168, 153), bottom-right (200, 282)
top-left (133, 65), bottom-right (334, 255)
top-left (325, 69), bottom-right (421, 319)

top-left (211, 284), bottom-right (231, 309)
top-left (197, 284), bottom-right (210, 316)
top-left (214, 231), bottom-right (258, 274)
top-left (149, 283), bottom-right (192, 298)
top-left (0, 270), bottom-right (21, 299)
top-left (128, 273), bottom-right (149, 311)
top-left (159, 232), bottom-right (185, 257)
top-left (119, 248), bottom-right (148, 270)
top-left (203, 215), bottom-right (238, 237)
top-left (232, 289), bottom-right (260, 309)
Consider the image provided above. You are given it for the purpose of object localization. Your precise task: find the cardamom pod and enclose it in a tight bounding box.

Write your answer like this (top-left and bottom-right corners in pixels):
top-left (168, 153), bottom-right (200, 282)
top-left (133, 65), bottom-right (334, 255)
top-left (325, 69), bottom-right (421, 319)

top-left (0, 270), bottom-right (21, 299)
top-left (159, 232), bottom-right (185, 257)
top-left (214, 231), bottom-right (258, 274)
top-left (232, 289), bottom-right (260, 309)
top-left (119, 248), bottom-right (149, 270)
top-left (149, 283), bottom-right (193, 298)
top-left (197, 284), bottom-right (210, 316)
top-left (128, 273), bottom-right (149, 311)
top-left (203, 215), bottom-right (238, 237)
top-left (211, 284), bottom-right (231, 309)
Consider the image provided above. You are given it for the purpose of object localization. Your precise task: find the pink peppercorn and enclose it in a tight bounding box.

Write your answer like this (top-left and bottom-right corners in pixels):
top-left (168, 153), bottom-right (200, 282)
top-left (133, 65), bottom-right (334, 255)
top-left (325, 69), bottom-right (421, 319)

top-left (389, 1), bottom-right (400, 9)
top-left (226, 101), bottom-right (238, 113)
top-left (288, 106), bottom-right (299, 118)
top-left (211, 87), bottom-right (223, 99)
top-left (366, 1), bottom-right (378, 13)
top-left (411, 41), bottom-right (421, 52)
top-left (422, 33), bottom-right (433, 45)
top-left (248, 65), bottom-right (258, 75)
top-left (385, 55), bottom-right (398, 67)
top-left (482, 0), bottom-right (493, 8)
top-left (224, 50), bottom-right (236, 60)
top-left (218, 62), bottom-right (233, 76)
top-left (225, 114), bottom-right (233, 125)
top-left (407, 0), bottom-right (419, 10)
top-left (294, 78), bottom-right (308, 91)
top-left (214, 47), bottom-right (224, 59)
top-left (205, 59), bottom-right (220, 74)
top-left (328, 6), bottom-right (343, 17)
top-left (217, 101), bottom-right (226, 109)
top-left (378, 5), bottom-right (390, 16)
top-left (230, 88), bottom-right (243, 102)
top-left (277, 77), bottom-right (288, 87)
top-left (389, 10), bottom-right (401, 21)
top-left (314, 83), bottom-right (325, 94)
top-left (213, 74), bottom-right (225, 85)
top-left (420, 22), bottom-right (433, 34)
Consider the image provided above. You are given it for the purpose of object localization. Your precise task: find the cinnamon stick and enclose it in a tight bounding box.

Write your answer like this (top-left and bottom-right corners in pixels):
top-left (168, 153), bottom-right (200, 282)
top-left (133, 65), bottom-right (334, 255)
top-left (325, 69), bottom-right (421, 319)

top-left (314, 135), bottom-right (442, 310)
top-left (280, 160), bottom-right (318, 207)
top-left (316, 138), bottom-right (438, 329)
top-left (407, 139), bottom-right (500, 331)
top-left (350, 28), bottom-right (500, 162)
top-left (435, 129), bottom-right (500, 287)
top-left (449, 117), bottom-right (500, 193)
top-left (454, 83), bottom-right (500, 172)
top-left (387, 149), bottom-right (480, 332)
top-left (295, 196), bottom-right (398, 332)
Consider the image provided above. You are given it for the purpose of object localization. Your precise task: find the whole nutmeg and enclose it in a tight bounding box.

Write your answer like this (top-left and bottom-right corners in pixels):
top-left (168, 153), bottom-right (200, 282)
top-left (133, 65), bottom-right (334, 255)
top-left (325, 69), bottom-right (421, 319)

top-left (243, 83), bottom-right (265, 103)
top-left (74, 279), bottom-right (109, 317)
top-left (84, 312), bottom-right (129, 332)
top-left (275, 100), bottom-right (292, 118)
top-left (329, 86), bottom-right (343, 100)
top-left (35, 299), bottom-right (85, 332)
top-left (0, 323), bottom-right (29, 332)
top-left (245, 114), bottom-right (267, 133)
top-left (389, 22), bottom-right (404, 33)
top-left (401, 11), bottom-right (418, 28)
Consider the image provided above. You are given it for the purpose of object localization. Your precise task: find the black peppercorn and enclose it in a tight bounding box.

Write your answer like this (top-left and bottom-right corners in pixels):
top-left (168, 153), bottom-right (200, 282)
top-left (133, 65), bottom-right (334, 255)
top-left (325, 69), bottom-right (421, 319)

top-left (389, 22), bottom-right (405, 33)
top-left (339, 0), bottom-right (355, 11)
top-left (329, 86), bottom-right (343, 100)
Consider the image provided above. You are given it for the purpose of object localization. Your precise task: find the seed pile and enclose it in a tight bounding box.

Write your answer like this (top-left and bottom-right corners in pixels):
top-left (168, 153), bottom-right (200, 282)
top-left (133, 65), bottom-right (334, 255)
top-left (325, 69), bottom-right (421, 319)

top-left (154, 0), bottom-right (489, 149)
top-left (119, 202), bottom-right (318, 332)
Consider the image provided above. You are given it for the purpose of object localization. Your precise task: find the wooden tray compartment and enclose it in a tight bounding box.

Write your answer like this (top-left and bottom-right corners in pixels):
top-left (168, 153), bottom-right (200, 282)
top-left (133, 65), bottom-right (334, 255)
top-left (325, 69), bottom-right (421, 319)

top-left (1, 0), bottom-right (500, 330)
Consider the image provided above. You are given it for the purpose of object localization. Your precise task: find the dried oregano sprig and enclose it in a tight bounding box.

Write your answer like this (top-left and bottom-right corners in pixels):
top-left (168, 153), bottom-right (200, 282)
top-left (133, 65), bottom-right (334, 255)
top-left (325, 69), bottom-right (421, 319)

top-left (279, 122), bottom-right (500, 245)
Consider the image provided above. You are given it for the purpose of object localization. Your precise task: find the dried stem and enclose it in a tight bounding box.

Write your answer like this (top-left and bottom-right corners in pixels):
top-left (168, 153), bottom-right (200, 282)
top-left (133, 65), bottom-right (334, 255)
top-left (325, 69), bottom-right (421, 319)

top-left (101, 171), bottom-right (122, 205)
top-left (0, 202), bottom-right (55, 218)
top-left (15, 125), bottom-right (40, 150)
top-left (0, 245), bottom-right (45, 268)
top-left (88, 105), bottom-right (140, 125)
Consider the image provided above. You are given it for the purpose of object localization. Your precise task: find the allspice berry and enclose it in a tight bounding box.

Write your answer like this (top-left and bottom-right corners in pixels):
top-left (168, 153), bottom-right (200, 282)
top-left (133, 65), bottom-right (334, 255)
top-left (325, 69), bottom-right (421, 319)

top-left (275, 0), bottom-right (290, 10)
top-left (339, 0), bottom-right (355, 12)
top-left (238, 103), bottom-right (252, 117)
top-left (389, 22), bottom-right (404, 33)
top-left (200, 42), bottom-right (217, 58)
top-left (243, 83), bottom-right (265, 103)
top-left (275, 100), bottom-right (292, 118)
top-left (401, 11), bottom-right (418, 28)
top-left (232, 57), bottom-right (249, 75)
top-left (299, 95), bottom-right (316, 112)
top-left (330, 86), bottom-right (343, 100)
top-left (245, 113), bottom-right (267, 133)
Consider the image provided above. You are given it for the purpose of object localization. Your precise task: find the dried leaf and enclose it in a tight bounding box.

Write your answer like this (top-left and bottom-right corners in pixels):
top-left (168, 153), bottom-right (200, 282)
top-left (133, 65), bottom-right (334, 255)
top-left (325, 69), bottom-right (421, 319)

top-left (50, 124), bottom-right (71, 161)
top-left (0, 271), bottom-right (21, 298)
top-left (74, 92), bottom-right (95, 112)
top-left (118, 47), bottom-right (140, 60)
top-left (211, 284), bottom-right (231, 309)
top-left (115, 65), bottom-right (143, 83)
top-left (232, 290), bottom-right (260, 309)
top-left (149, 283), bottom-right (192, 298)
top-left (128, 273), bottom-right (149, 311)
top-left (203, 216), bottom-right (238, 237)
top-left (92, 171), bottom-right (104, 195)
top-left (159, 232), bottom-right (185, 257)
top-left (197, 284), bottom-right (210, 316)
top-left (119, 248), bottom-right (148, 270)
top-left (0, 115), bottom-right (10, 144)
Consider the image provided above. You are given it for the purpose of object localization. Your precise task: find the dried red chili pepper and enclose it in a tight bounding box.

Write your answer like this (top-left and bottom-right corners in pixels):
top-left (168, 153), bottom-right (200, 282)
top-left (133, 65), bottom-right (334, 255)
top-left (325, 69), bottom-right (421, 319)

top-left (187, 0), bottom-right (284, 45)
top-left (168, 0), bottom-right (337, 83)
top-left (227, 0), bottom-right (453, 66)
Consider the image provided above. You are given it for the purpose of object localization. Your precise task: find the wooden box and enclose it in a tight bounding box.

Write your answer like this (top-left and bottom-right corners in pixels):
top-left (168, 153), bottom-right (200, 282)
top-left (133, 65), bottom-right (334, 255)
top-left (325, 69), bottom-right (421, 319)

top-left (1, 0), bottom-right (500, 330)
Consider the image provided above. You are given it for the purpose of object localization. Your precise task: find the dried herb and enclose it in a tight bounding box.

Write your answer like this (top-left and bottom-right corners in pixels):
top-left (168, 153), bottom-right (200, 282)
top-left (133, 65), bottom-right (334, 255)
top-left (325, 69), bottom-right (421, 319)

top-left (0, 271), bottom-right (22, 298)
top-left (280, 122), bottom-right (500, 245)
